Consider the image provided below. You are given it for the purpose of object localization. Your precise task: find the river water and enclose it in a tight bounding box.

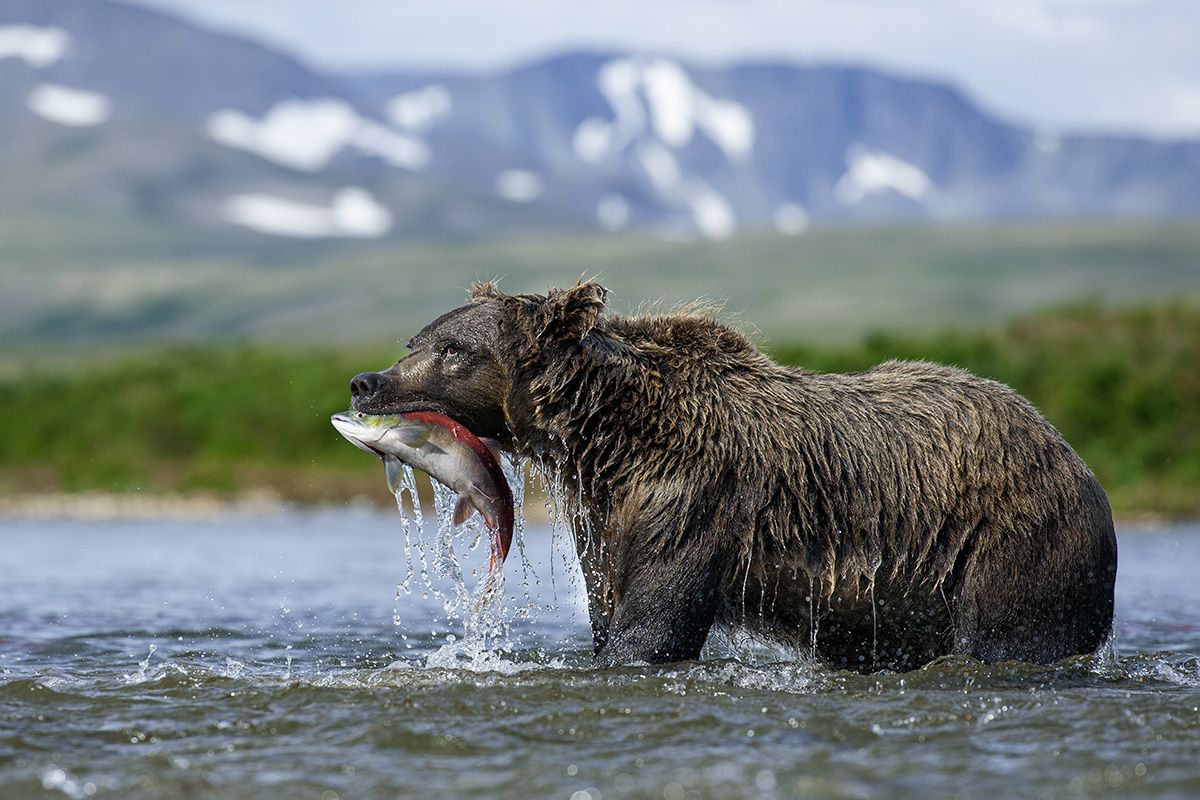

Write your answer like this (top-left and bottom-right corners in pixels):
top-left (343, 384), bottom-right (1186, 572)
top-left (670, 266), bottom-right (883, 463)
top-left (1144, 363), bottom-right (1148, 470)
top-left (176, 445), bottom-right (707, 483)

top-left (1, 511), bottom-right (1198, 799)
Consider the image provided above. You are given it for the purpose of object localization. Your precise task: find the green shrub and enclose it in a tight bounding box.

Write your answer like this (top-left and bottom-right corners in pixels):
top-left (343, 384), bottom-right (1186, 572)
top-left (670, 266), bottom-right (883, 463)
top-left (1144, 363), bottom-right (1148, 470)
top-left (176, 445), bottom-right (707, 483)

top-left (1, 302), bottom-right (1196, 516)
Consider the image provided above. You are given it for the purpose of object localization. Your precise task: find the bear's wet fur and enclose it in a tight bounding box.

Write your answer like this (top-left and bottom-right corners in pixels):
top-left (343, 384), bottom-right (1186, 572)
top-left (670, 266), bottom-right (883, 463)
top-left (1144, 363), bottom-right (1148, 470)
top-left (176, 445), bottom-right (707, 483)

top-left (350, 281), bottom-right (1117, 672)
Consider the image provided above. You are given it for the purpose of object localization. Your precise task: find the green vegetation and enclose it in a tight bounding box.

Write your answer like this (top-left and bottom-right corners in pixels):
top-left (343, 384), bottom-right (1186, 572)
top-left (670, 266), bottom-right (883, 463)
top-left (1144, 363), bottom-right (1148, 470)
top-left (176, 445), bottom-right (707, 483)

top-left (1, 302), bottom-right (1197, 516)
top-left (0, 345), bottom-right (397, 504)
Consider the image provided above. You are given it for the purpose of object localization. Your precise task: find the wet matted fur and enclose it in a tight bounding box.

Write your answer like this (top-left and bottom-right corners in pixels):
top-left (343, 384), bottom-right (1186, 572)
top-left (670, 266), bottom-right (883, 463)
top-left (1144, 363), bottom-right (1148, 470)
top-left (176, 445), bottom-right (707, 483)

top-left (350, 281), bottom-right (1117, 672)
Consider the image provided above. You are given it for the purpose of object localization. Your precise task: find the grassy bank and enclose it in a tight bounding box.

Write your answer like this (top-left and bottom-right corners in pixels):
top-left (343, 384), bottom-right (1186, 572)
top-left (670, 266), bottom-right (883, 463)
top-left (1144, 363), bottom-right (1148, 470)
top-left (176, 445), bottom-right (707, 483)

top-left (1, 301), bottom-right (1197, 516)
top-left (4, 218), bottom-right (1199, 347)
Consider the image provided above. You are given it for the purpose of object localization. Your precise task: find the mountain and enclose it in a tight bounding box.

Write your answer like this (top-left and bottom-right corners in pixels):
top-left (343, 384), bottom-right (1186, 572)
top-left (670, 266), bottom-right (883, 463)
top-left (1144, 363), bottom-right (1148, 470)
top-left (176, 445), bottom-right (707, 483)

top-left (2, 0), bottom-right (1199, 246)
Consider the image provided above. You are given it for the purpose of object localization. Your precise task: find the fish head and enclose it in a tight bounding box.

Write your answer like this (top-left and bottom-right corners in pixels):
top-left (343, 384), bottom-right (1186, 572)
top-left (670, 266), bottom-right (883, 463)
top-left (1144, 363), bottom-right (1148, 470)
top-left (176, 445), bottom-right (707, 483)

top-left (330, 410), bottom-right (402, 456)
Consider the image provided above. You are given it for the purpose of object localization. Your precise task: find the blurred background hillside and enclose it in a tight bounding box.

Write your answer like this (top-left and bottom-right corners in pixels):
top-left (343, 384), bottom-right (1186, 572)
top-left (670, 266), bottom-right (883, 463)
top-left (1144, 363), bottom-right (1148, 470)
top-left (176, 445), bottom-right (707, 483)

top-left (1, 0), bottom-right (1198, 515)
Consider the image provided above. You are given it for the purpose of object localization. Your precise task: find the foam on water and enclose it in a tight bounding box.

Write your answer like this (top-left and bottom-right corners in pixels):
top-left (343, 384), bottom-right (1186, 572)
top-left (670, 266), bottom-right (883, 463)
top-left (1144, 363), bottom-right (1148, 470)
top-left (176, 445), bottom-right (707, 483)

top-left (29, 641), bottom-right (1200, 699)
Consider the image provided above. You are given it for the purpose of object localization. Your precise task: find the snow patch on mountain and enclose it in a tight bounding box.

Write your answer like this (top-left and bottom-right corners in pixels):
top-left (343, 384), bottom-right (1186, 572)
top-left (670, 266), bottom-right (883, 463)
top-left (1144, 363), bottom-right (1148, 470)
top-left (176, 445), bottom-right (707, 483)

top-left (494, 169), bottom-right (543, 202)
top-left (834, 147), bottom-right (932, 204)
top-left (572, 57), bottom-right (751, 238)
top-left (596, 58), bottom-right (646, 146)
top-left (642, 59), bottom-right (754, 161)
top-left (573, 118), bottom-right (616, 163)
top-left (208, 98), bottom-right (428, 172)
top-left (386, 84), bottom-right (451, 132)
top-left (685, 182), bottom-right (735, 240)
top-left (642, 59), bottom-right (695, 147)
top-left (635, 141), bottom-right (683, 191)
top-left (577, 56), bottom-right (755, 164)
top-left (222, 187), bottom-right (392, 238)
top-left (351, 121), bottom-right (430, 170)
top-left (0, 25), bottom-right (69, 67)
top-left (208, 99), bottom-right (358, 171)
top-left (597, 193), bottom-right (630, 230)
top-left (633, 141), bottom-right (735, 239)
top-left (27, 84), bottom-right (110, 127)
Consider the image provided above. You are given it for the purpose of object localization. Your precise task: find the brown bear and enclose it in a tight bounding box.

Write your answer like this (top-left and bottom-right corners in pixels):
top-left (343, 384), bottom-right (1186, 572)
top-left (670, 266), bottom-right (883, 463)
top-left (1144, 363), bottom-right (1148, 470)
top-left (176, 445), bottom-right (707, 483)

top-left (349, 281), bottom-right (1117, 672)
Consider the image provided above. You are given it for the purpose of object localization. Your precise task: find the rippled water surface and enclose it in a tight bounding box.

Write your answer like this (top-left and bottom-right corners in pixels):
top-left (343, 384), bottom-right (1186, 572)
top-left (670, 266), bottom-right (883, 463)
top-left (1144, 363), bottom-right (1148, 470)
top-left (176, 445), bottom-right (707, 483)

top-left (2, 512), bottom-right (1198, 799)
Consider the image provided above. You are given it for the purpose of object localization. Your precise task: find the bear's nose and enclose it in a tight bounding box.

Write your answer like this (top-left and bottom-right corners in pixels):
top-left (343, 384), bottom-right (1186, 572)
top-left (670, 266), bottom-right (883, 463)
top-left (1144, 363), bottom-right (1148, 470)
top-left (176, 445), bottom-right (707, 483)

top-left (350, 372), bottom-right (385, 402)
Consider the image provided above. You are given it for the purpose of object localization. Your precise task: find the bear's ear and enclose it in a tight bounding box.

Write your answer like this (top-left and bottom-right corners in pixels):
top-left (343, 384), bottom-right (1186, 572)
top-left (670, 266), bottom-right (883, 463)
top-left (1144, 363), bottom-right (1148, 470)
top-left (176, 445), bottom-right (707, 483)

top-left (468, 280), bottom-right (505, 304)
top-left (535, 280), bottom-right (608, 343)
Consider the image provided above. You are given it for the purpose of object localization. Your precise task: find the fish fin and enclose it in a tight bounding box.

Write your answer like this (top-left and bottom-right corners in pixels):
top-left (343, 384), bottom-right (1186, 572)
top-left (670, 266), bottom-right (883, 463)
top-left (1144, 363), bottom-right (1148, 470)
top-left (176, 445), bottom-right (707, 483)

top-left (394, 426), bottom-right (447, 455)
top-left (468, 482), bottom-right (497, 504)
top-left (452, 495), bottom-right (477, 526)
top-left (480, 437), bottom-right (503, 465)
top-left (477, 502), bottom-right (498, 530)
top-left (393, 427), bottom-right (430, 448)
top-left (384, 457), bottom-right (404, 494)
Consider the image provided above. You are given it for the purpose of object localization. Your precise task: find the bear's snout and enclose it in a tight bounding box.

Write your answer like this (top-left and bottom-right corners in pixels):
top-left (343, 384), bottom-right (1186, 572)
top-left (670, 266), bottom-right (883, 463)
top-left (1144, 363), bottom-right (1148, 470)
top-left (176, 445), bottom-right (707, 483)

top-left (350, 372), bottom-right (386, 405)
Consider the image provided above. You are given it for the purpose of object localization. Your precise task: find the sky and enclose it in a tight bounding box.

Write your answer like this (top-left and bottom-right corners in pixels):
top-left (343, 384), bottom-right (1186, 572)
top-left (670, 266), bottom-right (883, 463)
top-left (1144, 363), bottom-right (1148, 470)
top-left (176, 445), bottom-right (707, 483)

top-left (129, 0), bottom-right (1200, 139)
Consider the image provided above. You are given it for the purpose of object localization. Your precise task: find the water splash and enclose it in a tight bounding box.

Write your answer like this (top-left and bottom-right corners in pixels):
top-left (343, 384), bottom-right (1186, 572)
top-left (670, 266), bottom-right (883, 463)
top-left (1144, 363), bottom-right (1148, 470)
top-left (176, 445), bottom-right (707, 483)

top-left (122, 644), bottom-right (157, 684)
top-left (1099, 621), bottom-right (1119, 664)
top-left (504, 455), bottom-right (539, 623)
top-left (382, 460), bottom-right (560, 668)
top-left (870, 582), bottom-right (878, 669)
top-left (120, 644), bottom-right (188, 685)
top-left (808, 575), bottom-right (818, 659)
top-left (429, 481), bottom-right (468, 604)
top-left (533, 458), bottom-right (591, 617)
top-left (391, 465), bottom-right (425, 596)
top-left (739, 543), bottom-right (753, 621)
top-left (375, 447), bottom-right (609, 674)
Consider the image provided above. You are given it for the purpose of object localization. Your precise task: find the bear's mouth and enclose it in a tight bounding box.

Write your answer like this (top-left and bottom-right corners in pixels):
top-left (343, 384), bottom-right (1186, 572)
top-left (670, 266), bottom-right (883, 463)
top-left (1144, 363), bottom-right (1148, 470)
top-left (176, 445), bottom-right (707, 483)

top-left (355, 396), bottom-right (458, 423)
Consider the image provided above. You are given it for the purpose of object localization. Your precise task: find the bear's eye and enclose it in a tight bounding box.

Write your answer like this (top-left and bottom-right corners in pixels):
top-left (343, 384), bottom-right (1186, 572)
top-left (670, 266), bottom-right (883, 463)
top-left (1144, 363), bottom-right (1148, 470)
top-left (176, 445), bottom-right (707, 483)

top-left (442, 344), bottom-right (460, 358)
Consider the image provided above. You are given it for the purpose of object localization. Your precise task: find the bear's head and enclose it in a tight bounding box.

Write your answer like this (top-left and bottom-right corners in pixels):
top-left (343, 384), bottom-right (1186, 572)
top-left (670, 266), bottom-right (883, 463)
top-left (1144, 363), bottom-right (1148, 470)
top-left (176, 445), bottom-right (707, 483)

top-left (349, 280), bottom-right (608, 445)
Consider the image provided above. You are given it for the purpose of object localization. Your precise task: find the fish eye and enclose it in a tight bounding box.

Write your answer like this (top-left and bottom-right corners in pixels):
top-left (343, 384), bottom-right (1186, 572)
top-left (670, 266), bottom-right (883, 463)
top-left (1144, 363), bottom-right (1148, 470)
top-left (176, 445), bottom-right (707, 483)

top-left (354, 412), bottom-right (365, 419)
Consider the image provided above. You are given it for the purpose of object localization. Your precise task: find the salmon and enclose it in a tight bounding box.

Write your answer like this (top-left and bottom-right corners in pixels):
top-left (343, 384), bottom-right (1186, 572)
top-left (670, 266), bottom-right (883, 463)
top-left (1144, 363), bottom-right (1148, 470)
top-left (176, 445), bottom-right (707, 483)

top-left (331, 410), bottom-right (513, 571)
